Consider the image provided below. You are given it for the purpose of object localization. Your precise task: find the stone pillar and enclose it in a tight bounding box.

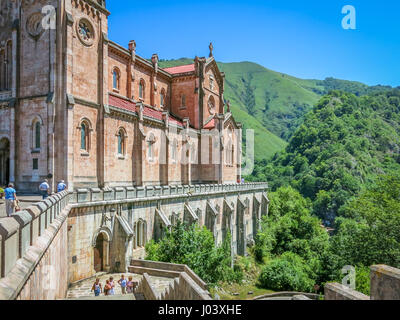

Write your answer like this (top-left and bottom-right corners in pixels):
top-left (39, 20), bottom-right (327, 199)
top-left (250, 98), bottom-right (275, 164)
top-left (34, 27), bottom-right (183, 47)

top-left (370, 265), bottom-right (400, 300)
top-left (65, 10), bottom-right (75, 191)
top-left (47, 20), bottom-right (57, 193)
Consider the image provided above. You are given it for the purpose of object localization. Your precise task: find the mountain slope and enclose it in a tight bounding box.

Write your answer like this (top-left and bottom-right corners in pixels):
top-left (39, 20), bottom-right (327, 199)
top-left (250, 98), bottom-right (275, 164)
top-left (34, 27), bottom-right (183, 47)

top-left (158, 58), bottom-right (393, 161)
top-left (249, 89), bottom-right (400, 224)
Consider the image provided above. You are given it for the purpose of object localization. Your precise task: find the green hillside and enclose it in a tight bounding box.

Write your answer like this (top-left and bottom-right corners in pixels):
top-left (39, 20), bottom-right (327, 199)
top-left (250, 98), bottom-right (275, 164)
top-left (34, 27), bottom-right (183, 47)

top-left (158, 58), bottom-right (393, 161)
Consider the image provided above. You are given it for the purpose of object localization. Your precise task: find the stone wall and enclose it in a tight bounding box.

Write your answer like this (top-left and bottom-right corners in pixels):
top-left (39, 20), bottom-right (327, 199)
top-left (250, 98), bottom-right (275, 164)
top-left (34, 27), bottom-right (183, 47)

top-left (0, 182), bottom-right (268, 300)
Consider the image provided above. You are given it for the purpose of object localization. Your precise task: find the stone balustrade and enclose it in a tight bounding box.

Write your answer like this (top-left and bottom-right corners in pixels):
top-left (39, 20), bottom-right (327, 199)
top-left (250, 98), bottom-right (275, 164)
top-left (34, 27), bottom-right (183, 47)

top-left (131, 260), bottom-right (212, 300)
top-left (71, 182), bottom-right (269, 205)
top-left (0, 191), bottom-right (70, 280)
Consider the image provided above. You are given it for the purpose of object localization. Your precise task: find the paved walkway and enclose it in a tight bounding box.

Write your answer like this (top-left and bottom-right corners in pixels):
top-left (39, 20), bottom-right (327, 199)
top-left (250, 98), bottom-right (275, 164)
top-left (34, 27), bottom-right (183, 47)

top-left (66, 273), bottom-right (174, 300)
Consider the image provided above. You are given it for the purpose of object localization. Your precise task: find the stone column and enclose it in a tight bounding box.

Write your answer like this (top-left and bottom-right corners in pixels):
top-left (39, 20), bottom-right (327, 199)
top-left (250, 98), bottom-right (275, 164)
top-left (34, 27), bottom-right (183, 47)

top-left (370, 265), bottom-right (400, 300)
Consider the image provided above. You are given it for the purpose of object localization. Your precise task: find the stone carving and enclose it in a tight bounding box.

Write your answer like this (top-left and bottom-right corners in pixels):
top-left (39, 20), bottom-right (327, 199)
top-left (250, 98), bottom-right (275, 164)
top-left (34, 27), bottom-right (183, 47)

top-left (0, 0), bottom-right (11, 28)
top-left (26, 12), bottom-right (44, 40)
top-left (208, 99), bottom-right (215, 115)
top-left (77, 18), bottom-right (95, 46)
top-left (209, 42), bottom-right (213, 57)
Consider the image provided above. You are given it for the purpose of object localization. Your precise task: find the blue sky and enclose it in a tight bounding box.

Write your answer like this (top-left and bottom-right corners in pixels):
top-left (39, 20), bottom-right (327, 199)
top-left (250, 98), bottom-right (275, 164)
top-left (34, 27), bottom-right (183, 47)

top-left (107, 0), bottom-right (400, 86)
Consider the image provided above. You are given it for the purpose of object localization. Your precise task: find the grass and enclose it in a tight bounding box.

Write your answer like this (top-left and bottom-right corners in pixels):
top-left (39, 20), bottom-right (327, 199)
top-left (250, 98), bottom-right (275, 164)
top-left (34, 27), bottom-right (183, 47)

top-left (209, 255), bottom-right (274, 300)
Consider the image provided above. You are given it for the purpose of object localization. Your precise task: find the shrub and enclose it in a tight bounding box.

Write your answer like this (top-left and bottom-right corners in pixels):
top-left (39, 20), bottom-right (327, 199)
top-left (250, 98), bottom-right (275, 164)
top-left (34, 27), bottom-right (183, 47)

top-left (355, 265), bottom-right (371, 296)
top-left (258, 252), bottom-right (315, 293)
top-left (145, 222), bottom-right (240, 285)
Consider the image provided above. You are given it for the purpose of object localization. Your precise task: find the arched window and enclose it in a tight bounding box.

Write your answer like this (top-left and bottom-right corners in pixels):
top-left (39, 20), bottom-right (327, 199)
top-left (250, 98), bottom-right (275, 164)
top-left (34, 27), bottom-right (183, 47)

top-left (117, 128), bottom-right (126, 156)
top-left (171, 213), bottom-right (179, 227)
top-left (139, 79), bottom-right (145, 100)
top-left (181, 94), bottom-right (186, 108)
top-left (0, 49), bottom-right (4, 91)
top-left (160, 89), bottom-right (166, 108)
top-left (135, 219), bottom-right (147, 248)
top-left (80, 120), bottom-right (90, 152)
top-left (6, 41), bottom-right (12, 90)
top-left (34, 121), bottom-right (41, 149)
top-left (147, 132), bottom-right (156, 161)
top-left (112, 68), bottom-right (120, 90)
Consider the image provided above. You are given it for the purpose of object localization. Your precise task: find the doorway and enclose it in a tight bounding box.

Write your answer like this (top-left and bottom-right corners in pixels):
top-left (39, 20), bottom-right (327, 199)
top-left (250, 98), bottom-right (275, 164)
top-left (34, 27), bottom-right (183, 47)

top-left (0, 138), bottom-right (10, 186)
top-left (94, 232), bottom-right (108, 273)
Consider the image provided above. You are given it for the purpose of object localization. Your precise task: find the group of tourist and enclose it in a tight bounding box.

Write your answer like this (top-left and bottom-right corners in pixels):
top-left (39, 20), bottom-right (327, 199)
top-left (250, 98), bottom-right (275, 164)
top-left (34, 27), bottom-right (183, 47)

top-left (91, 275), bottom-right (137, 297)
top-left (1, 179), bottom-right (68, 217)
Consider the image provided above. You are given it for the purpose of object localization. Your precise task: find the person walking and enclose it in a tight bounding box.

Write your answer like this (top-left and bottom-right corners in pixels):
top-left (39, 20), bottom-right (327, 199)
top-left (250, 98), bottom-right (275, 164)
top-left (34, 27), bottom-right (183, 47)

top-left (126, 276), bottom-right (135, 294)
top-left (91, 278), bottom-right (102, 297)
top-left (57, 180), bottom-right (67, 193)
top-left (118, 275), bottom-right (127, 295)
top-left (104, 280), bottom-right (111, 296)
top-left (4, 183), bottom-right (18, 217)
top-left (39, 179), bottom-right (50, 199)
top-left (109, 277), bottom-right (115, 296)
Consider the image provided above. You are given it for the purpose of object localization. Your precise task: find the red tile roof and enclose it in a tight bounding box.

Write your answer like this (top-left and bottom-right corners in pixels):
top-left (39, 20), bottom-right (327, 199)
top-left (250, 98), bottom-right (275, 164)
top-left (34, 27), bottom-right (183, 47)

top-left (163, 64), bottom-right (195, 75)
top-left (108, 94), bottom-right (183, 126)
top-left (203, 118), bottom-right (216, 129)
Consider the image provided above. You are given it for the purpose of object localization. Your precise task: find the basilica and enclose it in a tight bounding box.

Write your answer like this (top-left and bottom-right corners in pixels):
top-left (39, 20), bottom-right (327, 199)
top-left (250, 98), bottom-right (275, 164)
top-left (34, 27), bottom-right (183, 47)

top-left (0, 0), bottom-right (242, 191)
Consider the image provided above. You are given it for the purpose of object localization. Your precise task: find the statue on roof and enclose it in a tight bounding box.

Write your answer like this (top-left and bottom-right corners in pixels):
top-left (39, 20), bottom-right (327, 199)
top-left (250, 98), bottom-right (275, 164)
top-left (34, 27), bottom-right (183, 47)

top-left (209, 42), bottom-right (214, 57)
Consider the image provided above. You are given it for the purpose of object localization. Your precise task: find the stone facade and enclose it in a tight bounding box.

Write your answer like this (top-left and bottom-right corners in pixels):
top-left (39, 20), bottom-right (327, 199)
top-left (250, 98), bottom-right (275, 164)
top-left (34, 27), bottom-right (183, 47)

top-left (0, 0), bottom-right (242, 192)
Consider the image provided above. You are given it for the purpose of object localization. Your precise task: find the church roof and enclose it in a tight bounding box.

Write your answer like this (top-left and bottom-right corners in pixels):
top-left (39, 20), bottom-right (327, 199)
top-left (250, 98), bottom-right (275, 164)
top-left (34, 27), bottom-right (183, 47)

top-left (163, 64), bottom-right (195, 74)
top-left (203, 118), bottom-right (216, 129)
top-left (108, 94), bottom-right (183, 126)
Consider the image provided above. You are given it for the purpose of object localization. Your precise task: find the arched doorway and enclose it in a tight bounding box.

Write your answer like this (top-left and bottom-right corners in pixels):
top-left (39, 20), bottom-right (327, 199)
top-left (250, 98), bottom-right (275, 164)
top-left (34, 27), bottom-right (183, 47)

top-left (93, 232), bottom-right (110, 273)
top-left (0, 138), bottom-right (10, 186)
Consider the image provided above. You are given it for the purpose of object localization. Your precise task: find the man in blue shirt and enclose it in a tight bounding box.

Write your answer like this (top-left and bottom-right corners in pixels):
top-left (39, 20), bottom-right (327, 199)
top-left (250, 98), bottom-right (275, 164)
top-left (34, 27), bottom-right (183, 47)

top-left (39, 179), bottom-right (50, 199)
top-left (57, 180), bottom-right (67, 193)
top-left (4, 183), bottom-right (18, 217)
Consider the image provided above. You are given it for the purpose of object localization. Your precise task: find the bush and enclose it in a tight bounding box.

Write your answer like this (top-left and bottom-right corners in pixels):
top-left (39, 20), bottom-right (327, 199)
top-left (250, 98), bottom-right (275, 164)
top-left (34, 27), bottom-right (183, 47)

top-left (356, 265), bottom-right (371, 296)
top-left (145, 222), bottom-right (240, 285)
top-left (258, 252), bottom-right (315, 293)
